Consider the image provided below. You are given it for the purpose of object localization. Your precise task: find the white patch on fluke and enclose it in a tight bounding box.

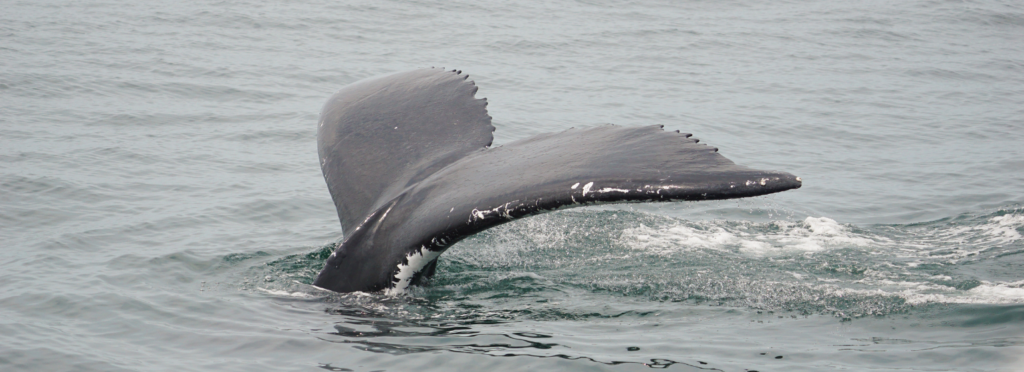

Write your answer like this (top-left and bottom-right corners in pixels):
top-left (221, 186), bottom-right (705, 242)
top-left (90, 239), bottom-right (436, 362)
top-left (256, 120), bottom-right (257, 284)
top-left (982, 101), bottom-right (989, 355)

top-left (468, 200), bottom-right (527, 223)
top-left (387, 246), bottom-right (442, 295)
top-left (582, 182), bottom-right (594, 196)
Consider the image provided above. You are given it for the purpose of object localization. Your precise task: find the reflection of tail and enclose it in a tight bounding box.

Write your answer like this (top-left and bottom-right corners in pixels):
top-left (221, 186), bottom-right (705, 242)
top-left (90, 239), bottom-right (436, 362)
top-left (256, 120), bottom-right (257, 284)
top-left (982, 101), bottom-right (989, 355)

top-left (312, 68), bottom-right (801, 294)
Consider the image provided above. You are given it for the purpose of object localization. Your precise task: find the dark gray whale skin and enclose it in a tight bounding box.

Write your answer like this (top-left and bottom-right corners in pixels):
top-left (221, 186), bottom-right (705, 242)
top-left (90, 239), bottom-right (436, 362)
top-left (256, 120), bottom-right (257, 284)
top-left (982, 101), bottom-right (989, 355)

top-left (312, 68), bottom-right (802, 294)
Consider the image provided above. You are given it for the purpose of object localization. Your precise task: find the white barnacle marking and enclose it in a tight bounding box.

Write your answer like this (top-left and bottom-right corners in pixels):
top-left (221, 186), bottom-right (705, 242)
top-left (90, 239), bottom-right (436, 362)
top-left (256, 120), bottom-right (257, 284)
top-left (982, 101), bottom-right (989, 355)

top-left (329, 252), bottom-right (336, 258)
top-left (471, 209), bottom-right (486, 220)
top-left (571, 182), bottom-right (580, 189)
top-left (796, 177), bottom-right (802, 182)
top-left (386, 246), bottom-right (442, 295)
top-left (582, 182), bottom-right (594, 196)
top-left (745, 180), bottom-right (754, 186)
top-left (760, 178), bottom-right (769, 186)
top-left (597, 187), bottom-right (629, 193)
top-left (449, 207), bottom-right (454, 213)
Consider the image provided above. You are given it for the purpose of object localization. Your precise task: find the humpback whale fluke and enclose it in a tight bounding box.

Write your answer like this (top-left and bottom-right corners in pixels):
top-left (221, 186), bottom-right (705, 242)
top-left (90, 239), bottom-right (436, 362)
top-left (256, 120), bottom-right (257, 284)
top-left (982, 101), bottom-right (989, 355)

top-left (313, 68), bottom-right (801, 294)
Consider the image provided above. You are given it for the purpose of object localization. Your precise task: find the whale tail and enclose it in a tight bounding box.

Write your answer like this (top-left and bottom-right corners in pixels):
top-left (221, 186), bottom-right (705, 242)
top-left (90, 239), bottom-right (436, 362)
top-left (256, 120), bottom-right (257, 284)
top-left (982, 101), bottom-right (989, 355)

top-left (313, 68), bottom-right (801, 293)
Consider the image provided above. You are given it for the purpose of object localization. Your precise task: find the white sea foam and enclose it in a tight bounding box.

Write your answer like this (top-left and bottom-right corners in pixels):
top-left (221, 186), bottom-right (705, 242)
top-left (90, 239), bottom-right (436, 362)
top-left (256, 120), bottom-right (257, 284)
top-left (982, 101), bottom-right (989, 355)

top-left (897, 280), bottom-right (1024, 305)
top-left (620, 216), bottom-right (877, 256)
top-left (983, 214), bottom-right (1023, 243)
top-left (618, 213), bottom-right (1024, 305)
top-left (966, 281), bottom-right (1024, 302)
top-left (256, 287), bottom-right (318, 299)
top-left (813, 278), bottom-right (1024, 306)
top-left (622, 213), bottom-right (1023, 260)
top-left (895, 213), bottom-right (1023, 262)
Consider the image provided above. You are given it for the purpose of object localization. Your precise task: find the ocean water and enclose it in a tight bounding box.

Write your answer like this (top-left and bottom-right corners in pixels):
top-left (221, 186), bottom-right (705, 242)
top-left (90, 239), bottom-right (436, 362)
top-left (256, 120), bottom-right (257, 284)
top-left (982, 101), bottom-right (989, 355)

top-left (2, 0), bottom-right (1023, 371)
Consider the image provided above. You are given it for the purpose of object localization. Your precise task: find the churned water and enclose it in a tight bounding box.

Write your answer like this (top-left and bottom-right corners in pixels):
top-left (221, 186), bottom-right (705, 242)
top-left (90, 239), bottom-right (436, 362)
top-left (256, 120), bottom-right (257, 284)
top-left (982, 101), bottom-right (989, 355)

top-left (2, 0), bottom-right (1023, 371)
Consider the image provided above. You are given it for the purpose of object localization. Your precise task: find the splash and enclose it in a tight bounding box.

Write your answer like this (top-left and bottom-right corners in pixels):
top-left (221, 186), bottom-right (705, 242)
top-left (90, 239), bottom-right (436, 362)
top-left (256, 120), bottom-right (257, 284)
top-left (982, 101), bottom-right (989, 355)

top-left (619, 216), bottom-right (877, 256)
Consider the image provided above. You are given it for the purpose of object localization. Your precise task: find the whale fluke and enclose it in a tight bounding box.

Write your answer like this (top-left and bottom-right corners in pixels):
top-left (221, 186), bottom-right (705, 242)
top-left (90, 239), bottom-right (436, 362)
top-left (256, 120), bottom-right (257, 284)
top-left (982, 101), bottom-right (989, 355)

top-left (313, 68), bottom-right (801, 294)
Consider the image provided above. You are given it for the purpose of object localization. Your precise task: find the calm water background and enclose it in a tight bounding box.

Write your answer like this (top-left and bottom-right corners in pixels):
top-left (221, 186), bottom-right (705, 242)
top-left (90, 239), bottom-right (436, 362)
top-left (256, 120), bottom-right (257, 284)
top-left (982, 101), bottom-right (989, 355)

top-left (3, 0), bottom-right (1024, 371)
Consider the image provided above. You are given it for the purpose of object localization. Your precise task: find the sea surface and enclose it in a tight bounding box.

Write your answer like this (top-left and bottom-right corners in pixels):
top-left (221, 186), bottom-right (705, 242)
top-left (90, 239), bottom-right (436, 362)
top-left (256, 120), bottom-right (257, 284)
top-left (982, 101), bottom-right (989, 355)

top-left (3, 0), bottom-right (1024, 371)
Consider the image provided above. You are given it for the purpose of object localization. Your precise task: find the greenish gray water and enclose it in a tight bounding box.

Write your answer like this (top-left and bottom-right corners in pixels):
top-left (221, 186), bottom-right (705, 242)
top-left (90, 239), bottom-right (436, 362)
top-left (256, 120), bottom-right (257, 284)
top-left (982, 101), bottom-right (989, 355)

top-left (2, 0), bottom-right (1023, 371)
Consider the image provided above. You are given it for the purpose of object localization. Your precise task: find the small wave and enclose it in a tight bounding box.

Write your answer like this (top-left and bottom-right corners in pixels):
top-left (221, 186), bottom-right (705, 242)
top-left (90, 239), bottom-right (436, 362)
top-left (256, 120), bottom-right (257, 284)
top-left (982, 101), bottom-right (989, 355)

top-left (895, 209), bottom-right (1023, 262)
top-left (619, 216), bottom-right (877, 256)
top-left (982, 213), bottom-right (1024, 243)
top-left (255, 287), bottom-right (319, 299)
top-left (622, 209), bottom-right (1023, 260)
top-left (825, 278), bottom-right (1024, 306)
top-left (966, 280), bottom-right (1024, 303)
